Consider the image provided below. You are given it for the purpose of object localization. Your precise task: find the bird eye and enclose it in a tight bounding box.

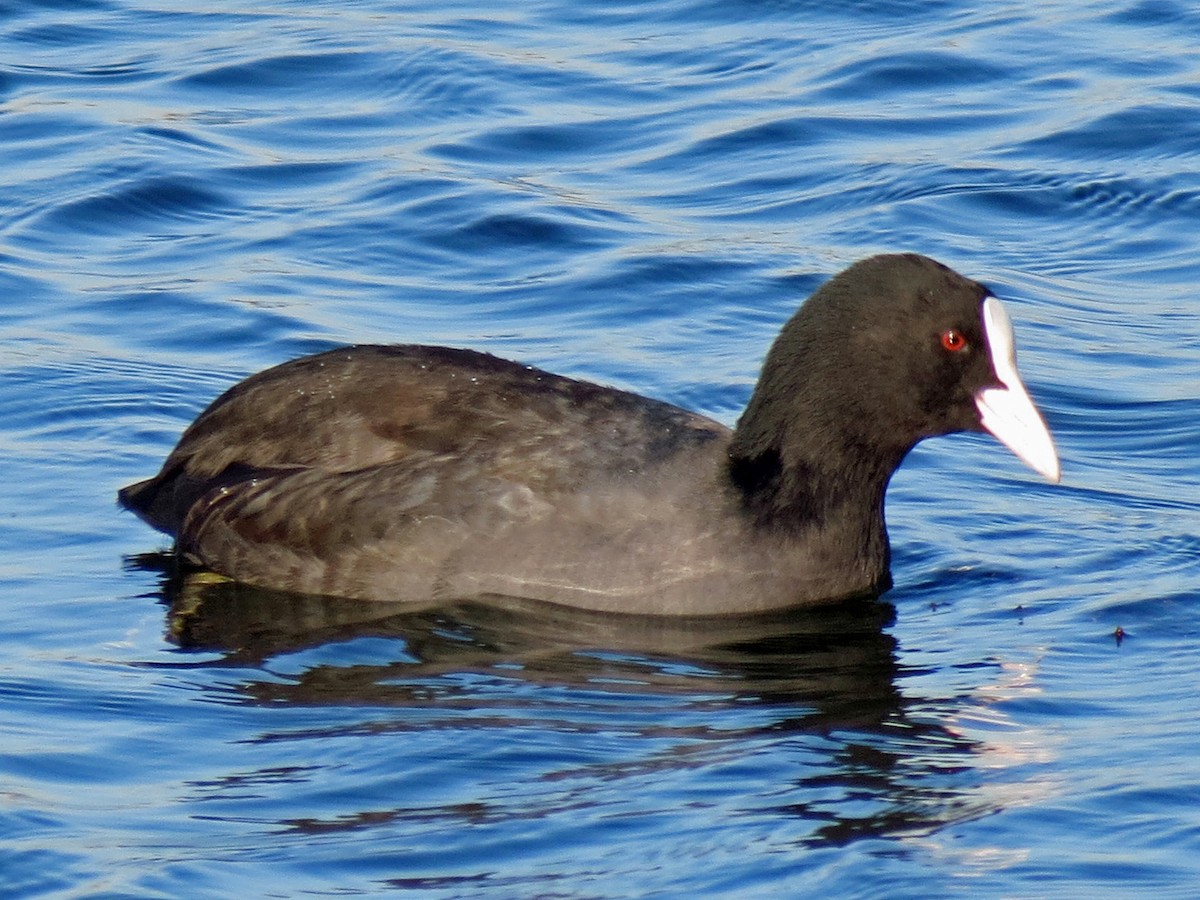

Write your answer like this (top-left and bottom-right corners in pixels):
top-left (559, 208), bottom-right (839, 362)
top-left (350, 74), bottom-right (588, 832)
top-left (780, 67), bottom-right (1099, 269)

top-left (940, 329), bottom-right (968, 353)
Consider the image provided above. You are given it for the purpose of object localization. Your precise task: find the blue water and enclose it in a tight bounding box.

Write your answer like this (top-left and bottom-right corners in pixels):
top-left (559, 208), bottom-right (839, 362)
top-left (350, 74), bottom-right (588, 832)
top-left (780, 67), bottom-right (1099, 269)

top-left (4, 0), bottom-right (1200, 896)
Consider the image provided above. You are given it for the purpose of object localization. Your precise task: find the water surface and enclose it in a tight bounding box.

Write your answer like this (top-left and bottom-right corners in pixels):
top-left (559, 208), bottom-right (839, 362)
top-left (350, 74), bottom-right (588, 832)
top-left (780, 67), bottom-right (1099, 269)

top-left (3, 1), bottom-right (1200, 896)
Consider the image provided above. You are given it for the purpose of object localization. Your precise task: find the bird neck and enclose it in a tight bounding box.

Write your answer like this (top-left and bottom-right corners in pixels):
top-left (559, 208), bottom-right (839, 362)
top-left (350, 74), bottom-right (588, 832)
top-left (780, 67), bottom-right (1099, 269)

top-left (728, 439), bottom-right (895, 524)
top-left (725, 386), bottom-right (914, 571)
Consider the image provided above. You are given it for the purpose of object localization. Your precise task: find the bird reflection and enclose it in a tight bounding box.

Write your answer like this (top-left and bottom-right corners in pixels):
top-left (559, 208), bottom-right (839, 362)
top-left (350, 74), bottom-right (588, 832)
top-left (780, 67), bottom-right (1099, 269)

top-left (127, 552), bottom-right (997, 848)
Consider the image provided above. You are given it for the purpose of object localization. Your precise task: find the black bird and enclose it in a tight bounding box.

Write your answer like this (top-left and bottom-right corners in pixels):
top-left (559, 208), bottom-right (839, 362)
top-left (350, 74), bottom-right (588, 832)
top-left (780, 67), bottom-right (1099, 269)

top-left (120, 254), bottom-right (1059, 615)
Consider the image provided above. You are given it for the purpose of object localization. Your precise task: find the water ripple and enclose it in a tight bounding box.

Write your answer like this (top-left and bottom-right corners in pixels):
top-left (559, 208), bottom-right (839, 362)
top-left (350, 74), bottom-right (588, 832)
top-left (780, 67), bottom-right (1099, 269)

top-left (1013, 104), bottom-right (1200, 162)
top-left (43, 176), bottom-right (235, 235)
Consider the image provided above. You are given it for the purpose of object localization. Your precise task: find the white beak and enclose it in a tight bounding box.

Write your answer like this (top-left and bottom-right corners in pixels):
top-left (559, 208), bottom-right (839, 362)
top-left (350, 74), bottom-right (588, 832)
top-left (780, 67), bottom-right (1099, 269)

top-left (975, 296), bottom-right (1061, 482)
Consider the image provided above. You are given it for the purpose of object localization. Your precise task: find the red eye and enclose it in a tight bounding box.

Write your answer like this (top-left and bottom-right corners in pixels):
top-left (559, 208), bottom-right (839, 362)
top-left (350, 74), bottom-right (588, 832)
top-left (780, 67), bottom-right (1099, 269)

top-left (940, 329), bottom-right (968, 353)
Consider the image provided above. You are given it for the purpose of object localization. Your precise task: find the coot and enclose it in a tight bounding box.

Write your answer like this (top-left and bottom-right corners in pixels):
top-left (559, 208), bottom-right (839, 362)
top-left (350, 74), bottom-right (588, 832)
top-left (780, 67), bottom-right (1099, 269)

top-left (120, 254), bottom-right (1059, 615)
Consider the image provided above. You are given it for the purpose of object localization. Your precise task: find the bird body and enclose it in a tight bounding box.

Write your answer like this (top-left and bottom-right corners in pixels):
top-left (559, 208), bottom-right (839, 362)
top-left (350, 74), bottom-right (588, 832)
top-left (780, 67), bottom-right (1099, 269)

top-left (121, 254), bottom-right (1059, 615)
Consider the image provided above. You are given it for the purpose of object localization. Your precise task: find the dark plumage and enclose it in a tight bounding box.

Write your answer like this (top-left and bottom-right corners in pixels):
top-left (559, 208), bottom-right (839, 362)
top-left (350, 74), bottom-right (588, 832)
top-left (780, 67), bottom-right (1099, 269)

top-left (120, 254), bottom-right (1059, 615)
